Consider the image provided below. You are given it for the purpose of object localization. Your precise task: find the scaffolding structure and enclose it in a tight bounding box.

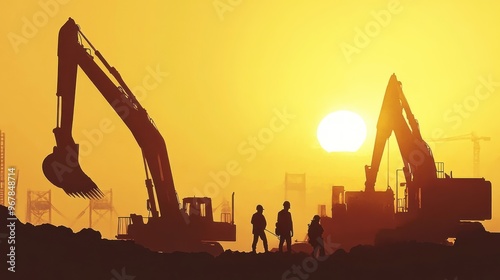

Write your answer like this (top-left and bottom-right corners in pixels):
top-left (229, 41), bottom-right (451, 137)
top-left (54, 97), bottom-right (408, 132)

top-left (89, 189), bottom-right (115, 231)
top-left (71, 189), bottom-right (117, 236)
top-left (26, 190), bottom-right (52, 225)
top-left (26, 190), bottom-right (68, 225)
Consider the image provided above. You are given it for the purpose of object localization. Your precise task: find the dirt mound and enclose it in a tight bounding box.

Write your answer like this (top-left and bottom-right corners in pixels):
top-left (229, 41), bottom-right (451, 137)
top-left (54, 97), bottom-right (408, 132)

top-left (1, 205), bottom-right (500, 279)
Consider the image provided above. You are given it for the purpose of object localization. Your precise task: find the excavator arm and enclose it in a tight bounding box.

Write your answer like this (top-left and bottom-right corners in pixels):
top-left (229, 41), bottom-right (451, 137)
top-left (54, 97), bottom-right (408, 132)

top-left (323, 74), bottom-right (492, 249)
top-left (42, 18), bottom-right (180, 221)
top-left (364, 74), bottom-right (437, 210)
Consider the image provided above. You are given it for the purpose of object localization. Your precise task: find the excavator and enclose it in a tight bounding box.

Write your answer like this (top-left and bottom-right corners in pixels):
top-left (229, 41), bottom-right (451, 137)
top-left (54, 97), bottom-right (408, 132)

top-left (42, 18), bottom-right (236, 255)
top-left (321, 74), bottom-right (492, 250)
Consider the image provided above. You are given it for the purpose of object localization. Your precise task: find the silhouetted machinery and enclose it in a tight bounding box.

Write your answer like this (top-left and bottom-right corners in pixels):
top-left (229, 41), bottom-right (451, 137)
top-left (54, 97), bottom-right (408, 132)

top-left (321, 74), bottom-right (492, 249)
top-left (42, 18), bottom-right (235, 255)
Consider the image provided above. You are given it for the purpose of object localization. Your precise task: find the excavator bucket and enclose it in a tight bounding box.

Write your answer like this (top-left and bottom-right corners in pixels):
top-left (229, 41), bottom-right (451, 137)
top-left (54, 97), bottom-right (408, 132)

top-left (42, 145), bottom-right (103, 199)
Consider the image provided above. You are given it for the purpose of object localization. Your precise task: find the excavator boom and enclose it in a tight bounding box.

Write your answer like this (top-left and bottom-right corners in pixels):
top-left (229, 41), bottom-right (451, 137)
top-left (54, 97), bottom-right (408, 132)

top-left (322, 74), bottom-right (492, 250)
top-left (365, 74), bottom-right (437, 205)
top-left (42, 18), bottom-right (236, 254)
top-left (42, 18), bottom-right (180, 221)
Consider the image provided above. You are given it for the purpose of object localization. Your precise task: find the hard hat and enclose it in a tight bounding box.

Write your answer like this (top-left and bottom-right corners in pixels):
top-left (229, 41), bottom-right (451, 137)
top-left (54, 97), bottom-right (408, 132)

top-left (283, 201), bottom-right (290, 208)
top-left (313, 215), bottom-right (321, 221)
top-left (256, 205), bottom-right (264, 211)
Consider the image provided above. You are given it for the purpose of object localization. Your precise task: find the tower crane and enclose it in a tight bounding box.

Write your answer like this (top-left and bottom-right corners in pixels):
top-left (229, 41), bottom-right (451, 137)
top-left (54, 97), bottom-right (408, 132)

top-left (429, 133), bottom-right (490, 177)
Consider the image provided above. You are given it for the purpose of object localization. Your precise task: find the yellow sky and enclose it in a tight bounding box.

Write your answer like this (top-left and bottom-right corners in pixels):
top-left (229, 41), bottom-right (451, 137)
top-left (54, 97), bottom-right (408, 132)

top-left (1, 0), bottom-right (500, 251)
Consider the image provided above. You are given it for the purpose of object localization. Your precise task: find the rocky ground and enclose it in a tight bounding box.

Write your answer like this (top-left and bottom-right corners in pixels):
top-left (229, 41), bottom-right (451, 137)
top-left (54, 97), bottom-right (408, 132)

top-left (1, 205), bottom-right (500, 280)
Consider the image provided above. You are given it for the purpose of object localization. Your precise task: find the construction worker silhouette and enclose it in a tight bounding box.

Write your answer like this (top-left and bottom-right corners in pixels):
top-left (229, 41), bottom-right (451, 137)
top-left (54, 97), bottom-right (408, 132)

top-left (251, 204), bottom-right (268, 253)
top-left (308, 215), bottom-right (325, 257)
top-left (276, 201), bottom-right (293, 253)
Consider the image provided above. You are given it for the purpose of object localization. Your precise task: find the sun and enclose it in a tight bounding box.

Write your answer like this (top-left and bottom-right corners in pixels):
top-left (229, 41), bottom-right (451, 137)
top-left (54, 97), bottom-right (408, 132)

top-left (317, 110), bottom-right (367, 152)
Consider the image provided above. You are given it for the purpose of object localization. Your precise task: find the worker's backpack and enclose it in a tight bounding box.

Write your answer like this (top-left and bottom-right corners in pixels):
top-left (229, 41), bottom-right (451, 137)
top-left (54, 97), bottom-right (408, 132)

top-left (308, 223), bottom-right (320, 244)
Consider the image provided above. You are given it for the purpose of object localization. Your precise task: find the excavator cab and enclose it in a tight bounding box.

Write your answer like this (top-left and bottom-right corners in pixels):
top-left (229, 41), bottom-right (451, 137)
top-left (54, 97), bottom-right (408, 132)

top-left (181, 196), bottom-right (236, 242)
top-left (182, 197), bottom-right (214, 222)
top-left (321, 74), bottom-right (493, 249)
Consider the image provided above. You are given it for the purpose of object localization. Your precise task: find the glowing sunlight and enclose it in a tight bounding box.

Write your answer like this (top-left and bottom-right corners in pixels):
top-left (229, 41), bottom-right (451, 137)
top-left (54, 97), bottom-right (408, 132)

top-left (317, 110), bottom-right (367, 152)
